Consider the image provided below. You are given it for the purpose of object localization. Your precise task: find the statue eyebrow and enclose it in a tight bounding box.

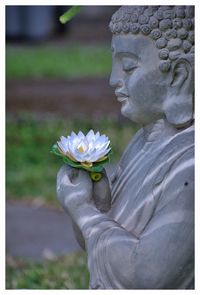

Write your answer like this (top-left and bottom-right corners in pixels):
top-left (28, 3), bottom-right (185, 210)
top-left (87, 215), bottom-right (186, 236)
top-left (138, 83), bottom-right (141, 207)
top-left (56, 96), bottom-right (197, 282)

top-left (116, 51), bottom-right (139, 61)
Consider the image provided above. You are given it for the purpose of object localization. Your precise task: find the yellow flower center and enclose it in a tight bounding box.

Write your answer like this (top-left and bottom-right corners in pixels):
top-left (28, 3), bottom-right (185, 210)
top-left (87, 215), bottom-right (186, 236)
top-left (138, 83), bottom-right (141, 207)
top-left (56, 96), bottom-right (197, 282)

top-left (78, 146), bottom-right (85, 153)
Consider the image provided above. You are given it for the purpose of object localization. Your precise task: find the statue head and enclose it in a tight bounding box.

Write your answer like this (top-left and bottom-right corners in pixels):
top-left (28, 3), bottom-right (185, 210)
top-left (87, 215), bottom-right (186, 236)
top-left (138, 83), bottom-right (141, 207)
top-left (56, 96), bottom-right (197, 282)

top-left (109, 6), bottom-right (194, 128)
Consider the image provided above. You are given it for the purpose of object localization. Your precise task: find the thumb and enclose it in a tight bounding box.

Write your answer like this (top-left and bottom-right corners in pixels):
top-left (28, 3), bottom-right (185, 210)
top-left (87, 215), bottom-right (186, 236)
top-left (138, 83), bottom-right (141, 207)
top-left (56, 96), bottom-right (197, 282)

top-left (93, 169), bottom-right (111, 212)
top-left (75, 169), bottom-right (93, 188)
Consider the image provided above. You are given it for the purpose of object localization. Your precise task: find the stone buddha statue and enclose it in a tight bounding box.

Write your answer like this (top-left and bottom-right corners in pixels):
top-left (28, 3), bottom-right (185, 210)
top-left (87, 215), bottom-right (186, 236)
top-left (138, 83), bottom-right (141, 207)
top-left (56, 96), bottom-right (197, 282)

top-left (57, 6), bottom-right (194, 289)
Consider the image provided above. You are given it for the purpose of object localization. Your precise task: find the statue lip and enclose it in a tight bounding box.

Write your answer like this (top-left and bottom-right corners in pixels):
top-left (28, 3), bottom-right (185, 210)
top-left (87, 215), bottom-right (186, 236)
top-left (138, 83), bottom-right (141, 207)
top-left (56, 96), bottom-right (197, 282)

top-left (115, 91), bottom-right (129, 102)
top-left (117, 96), bottom-right (128, 103)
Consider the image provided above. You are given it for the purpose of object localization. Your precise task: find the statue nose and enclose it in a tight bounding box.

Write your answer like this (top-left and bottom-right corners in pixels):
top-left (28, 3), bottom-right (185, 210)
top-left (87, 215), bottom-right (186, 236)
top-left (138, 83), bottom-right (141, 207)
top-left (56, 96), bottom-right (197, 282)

top-left (109, 71), bottom-right (123, 88)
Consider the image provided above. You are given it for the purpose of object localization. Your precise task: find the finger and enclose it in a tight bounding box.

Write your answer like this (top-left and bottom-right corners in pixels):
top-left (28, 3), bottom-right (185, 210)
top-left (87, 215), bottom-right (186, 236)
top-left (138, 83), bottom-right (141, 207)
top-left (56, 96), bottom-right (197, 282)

top-left (75, 169), bottom-right (93, 189)
top-left (93, 169), bottom-right (111, 212)
top-left (57, 164), bottom-right (76, 187)
top-left (68, 168), bottom-right (78, 183)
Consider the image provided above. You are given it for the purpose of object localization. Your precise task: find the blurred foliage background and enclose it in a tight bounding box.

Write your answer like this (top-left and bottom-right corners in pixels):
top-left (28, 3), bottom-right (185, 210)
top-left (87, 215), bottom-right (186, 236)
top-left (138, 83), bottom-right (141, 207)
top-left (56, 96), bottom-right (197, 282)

top-left (6, 5), bottom-right (138, 289)
top-left (6, 253), bottom-right (89, 289)
top-left (6, 44), bottom-right (111, 79)
top-left (6, 115), bottom-right (136, 205)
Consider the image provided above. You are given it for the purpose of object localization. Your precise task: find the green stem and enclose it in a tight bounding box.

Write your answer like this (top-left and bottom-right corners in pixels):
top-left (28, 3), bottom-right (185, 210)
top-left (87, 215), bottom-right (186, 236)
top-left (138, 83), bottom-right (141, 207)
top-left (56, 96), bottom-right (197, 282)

top-left (90, 171), bottom-right (102, 182)
top-left (59, 6), bottom-right (81, 24)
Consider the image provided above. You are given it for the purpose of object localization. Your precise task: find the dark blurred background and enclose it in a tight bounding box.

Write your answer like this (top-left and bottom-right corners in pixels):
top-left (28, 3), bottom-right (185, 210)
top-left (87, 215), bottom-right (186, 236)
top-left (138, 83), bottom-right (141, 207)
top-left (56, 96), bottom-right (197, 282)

top-left (6, 5), bottom-right (115, 43)
top-left (6, 5), bottom-right (121, 119)
top-left (6, 5), bottom-right (138, 289)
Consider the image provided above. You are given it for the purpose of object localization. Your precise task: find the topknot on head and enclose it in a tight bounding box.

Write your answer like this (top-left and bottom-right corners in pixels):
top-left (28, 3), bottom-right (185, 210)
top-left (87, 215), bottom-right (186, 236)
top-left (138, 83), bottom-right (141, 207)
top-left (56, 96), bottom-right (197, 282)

top-left (109, 5), bottom-right (194, 72)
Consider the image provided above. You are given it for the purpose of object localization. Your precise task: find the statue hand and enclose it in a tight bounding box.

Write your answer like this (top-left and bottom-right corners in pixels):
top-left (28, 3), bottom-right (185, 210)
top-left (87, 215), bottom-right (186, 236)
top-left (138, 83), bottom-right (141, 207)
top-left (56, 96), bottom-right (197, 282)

top-left (56, 165), bottom-right (93, 214)
top-left (93, 168), bottom-right (111, 212)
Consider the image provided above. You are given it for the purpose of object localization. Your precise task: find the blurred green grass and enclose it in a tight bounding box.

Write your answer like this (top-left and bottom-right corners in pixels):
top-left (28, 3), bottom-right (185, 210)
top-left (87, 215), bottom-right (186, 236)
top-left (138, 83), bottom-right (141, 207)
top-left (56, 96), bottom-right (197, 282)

top-left (6, 252), bottom-right (89, 289)
top-left (6, 44), bottom-right (111, 79)
top-left (6, 114), bottom-right (138, 205)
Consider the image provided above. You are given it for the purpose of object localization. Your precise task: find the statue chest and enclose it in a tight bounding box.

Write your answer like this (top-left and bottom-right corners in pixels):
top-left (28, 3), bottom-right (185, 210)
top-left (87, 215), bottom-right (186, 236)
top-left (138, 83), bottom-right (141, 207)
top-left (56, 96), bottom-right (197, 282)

top-left (108, 124), bottom-right (194, 236)
top-left (109, 145), bottom-right (162, 235)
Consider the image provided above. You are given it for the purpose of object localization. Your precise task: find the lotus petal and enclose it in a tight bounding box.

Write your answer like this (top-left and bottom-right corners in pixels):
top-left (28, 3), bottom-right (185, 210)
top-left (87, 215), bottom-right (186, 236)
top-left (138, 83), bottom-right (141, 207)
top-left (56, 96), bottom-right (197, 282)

top-left (86, 129), bottom-right (95, 141)
top-left (56, 130), bottom-right (111, 164)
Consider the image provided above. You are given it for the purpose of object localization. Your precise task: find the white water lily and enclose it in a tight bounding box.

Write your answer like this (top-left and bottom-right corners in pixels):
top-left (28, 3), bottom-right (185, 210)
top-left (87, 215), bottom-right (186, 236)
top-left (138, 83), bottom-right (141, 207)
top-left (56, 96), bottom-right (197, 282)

top-left (57, 130), bottom-right (111, 166)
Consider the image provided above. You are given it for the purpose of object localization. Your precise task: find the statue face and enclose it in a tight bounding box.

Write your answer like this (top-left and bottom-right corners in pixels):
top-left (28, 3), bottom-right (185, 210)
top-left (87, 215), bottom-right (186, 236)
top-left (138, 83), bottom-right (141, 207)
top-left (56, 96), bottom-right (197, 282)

top-left (110, 34), bottom-right (170, 125)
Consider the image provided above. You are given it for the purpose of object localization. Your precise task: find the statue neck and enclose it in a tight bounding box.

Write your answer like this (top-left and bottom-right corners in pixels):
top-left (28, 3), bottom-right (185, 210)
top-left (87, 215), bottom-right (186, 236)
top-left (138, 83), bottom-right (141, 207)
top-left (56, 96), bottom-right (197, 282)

top-left (142, 118), bottom-right (179, 144)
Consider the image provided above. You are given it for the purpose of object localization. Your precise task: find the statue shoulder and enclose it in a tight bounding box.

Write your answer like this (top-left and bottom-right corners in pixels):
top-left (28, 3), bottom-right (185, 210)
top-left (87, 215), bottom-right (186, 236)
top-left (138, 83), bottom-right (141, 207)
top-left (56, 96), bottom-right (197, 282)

top-left (120, 127), bottom-right (144, 160)
top-left (109, 127), bottom-right (143, 185)
top-left (153, 125), bottom-right (194, 186)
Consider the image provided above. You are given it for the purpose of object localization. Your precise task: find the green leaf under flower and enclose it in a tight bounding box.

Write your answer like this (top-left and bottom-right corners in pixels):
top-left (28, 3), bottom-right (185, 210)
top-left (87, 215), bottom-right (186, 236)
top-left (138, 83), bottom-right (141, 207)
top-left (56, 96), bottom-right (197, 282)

top-left (50, 144), bottom-right (111, 173)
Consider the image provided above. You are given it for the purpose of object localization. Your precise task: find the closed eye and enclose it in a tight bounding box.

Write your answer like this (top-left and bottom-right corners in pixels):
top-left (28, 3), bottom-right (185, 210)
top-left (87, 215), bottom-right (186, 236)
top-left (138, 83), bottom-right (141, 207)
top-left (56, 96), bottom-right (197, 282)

top-left (122, 57), bottom-right (138, 74)
top-left (123, 65), bottom-right (138, 74)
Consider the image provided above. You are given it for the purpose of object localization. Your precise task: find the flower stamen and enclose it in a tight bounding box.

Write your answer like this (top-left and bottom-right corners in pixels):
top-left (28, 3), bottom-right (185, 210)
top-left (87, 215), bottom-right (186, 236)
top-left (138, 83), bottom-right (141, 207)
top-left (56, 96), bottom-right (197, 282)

top-left (81, 162), bottom-right (93, 168)
top-left (78, 146), bottom-right (85, 153)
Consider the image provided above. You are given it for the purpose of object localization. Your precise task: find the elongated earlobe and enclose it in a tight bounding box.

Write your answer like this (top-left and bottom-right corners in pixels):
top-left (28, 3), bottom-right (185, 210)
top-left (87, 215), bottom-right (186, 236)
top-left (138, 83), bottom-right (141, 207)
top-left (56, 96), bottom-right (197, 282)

top-left (164, 59), bottom-right (194, 128)
top-left (164, 94), bottom-right (193, 128)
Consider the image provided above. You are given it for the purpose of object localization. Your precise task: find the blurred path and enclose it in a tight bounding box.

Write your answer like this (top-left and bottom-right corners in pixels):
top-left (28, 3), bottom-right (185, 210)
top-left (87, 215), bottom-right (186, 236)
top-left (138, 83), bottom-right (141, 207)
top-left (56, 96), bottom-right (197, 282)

top-left (6, 200), bottom-right (81, 261)
top-left (6, 164), bottom-right (116, 261)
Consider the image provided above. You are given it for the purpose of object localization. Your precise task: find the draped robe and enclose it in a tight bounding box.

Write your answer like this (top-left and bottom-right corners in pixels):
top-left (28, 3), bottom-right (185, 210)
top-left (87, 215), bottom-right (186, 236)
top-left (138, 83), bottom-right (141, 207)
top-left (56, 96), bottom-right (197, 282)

top-left (76, 119), bottom-right (194, 289)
